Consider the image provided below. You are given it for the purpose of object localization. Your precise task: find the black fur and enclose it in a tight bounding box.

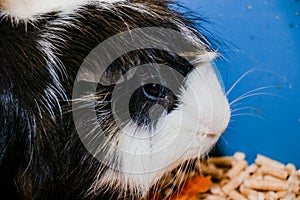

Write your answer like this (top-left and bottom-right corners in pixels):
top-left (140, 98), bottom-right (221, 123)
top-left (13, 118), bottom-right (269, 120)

top-left (0, 1), bottom-right (214, 199)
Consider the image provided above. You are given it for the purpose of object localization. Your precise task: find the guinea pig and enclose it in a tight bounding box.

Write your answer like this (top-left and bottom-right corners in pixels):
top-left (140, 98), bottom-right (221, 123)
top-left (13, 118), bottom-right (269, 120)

top-left (0, 0), bottom-right (231, 199)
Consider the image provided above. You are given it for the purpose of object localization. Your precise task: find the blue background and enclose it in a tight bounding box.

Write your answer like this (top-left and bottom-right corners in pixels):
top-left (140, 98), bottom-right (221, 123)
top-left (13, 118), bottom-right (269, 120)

top-left (181, 0), bottom-right (300, 167)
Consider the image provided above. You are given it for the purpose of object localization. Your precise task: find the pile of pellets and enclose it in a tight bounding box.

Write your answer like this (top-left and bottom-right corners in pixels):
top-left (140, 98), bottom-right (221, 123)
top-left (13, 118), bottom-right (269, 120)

top-left (158, 152), bottom-right (300, 200)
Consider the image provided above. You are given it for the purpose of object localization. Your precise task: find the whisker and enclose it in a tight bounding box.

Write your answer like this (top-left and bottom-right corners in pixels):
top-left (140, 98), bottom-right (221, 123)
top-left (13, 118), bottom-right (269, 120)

top-left (235, 85), bottom-right (279, 99)
top-left (230, 92), bottom-right (278, 106)
top-left (231, 113), bottom-right (264, 119)
top-left (231, 106), bottom-right (257, 114)
top-left (226, 68), bottom-right (259, 97)
top-left (229, 119), bottom-right (237, 123)
top-left (219, 135), bottom-right (229, 146)
top-left (229, 102), bottom-right (245, 109)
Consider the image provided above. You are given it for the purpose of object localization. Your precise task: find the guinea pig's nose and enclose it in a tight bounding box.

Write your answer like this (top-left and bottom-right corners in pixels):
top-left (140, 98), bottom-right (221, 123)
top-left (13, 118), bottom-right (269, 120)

top-left (206, 133), bottom-right (218, 139)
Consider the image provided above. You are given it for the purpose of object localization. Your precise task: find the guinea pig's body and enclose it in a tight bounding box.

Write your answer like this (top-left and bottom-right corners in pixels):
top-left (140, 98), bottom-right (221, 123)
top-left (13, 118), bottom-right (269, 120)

top-left (0, 1), bottom-right (230, 199)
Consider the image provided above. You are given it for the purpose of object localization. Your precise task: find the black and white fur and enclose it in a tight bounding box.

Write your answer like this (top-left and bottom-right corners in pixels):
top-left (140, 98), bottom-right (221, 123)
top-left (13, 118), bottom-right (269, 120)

top-left (0, 0), bottom-right (230, 199)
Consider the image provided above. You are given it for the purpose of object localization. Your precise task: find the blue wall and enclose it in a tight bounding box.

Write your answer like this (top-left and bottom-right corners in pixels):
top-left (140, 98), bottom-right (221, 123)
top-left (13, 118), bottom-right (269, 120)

top-left (181, 0), bottom-right (300, 167)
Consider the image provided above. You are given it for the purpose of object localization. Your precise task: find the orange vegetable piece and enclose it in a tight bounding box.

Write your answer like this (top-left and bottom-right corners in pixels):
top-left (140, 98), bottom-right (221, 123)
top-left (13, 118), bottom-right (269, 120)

top-left (169, 176), bottom-right (212, 200)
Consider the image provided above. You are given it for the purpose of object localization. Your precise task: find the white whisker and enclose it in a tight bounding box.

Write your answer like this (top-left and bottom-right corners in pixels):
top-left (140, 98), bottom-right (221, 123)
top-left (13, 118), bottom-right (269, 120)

top-left (231, 113), bottom-right (262, 118)
top-left (226, 68), bottom-right (259, 96)
top-left (231, 106), bottom-right (257, 113)
top-left (230, 92), bottom-right (278, 106)
top-left (235, 85), bottom-right (279, 99)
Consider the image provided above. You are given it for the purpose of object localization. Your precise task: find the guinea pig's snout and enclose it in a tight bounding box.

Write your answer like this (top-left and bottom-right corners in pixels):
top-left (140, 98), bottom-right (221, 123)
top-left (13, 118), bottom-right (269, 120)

top-left (202, 111), bottom-right (231, 140)
top-left (197, 127), bottom-right (224, 139)
top-left (205, 125), bottom-right (228, 138)
top-left (195, 99), bottom-right (231, 141)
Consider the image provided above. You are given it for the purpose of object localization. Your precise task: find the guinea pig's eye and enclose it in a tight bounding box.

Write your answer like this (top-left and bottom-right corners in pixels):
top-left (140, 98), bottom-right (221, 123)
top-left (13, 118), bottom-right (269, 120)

top-left (141, 83), bottom-right (178, 112)
top-left (142, 84), bottom-right (165, 100)
top-left (128, 83), bottom-right (178, 127)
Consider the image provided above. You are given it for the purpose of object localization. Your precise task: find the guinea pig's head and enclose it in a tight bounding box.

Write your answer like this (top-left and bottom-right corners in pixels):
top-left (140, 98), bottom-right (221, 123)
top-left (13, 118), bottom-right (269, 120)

top-left (72, 22), bottom-right (231, 198)
top-left (0, 0), bottom-right (231, 198)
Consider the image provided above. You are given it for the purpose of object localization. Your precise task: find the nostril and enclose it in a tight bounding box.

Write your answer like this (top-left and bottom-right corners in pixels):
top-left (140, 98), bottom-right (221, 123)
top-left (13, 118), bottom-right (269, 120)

top-left (207, 133), bottom-right (218, 139)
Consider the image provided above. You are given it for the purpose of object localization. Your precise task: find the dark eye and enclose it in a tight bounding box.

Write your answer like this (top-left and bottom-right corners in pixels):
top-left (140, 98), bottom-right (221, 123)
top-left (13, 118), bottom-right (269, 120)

top-left (142, 84), bottom-right (165, 100)
top-left (129, 83), bottom-right (178, 127)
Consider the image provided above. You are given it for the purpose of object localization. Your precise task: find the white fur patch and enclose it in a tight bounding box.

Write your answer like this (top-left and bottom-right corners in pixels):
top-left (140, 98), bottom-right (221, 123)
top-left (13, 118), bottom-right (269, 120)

top-left (1, 0), bottom-right (125, 20)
